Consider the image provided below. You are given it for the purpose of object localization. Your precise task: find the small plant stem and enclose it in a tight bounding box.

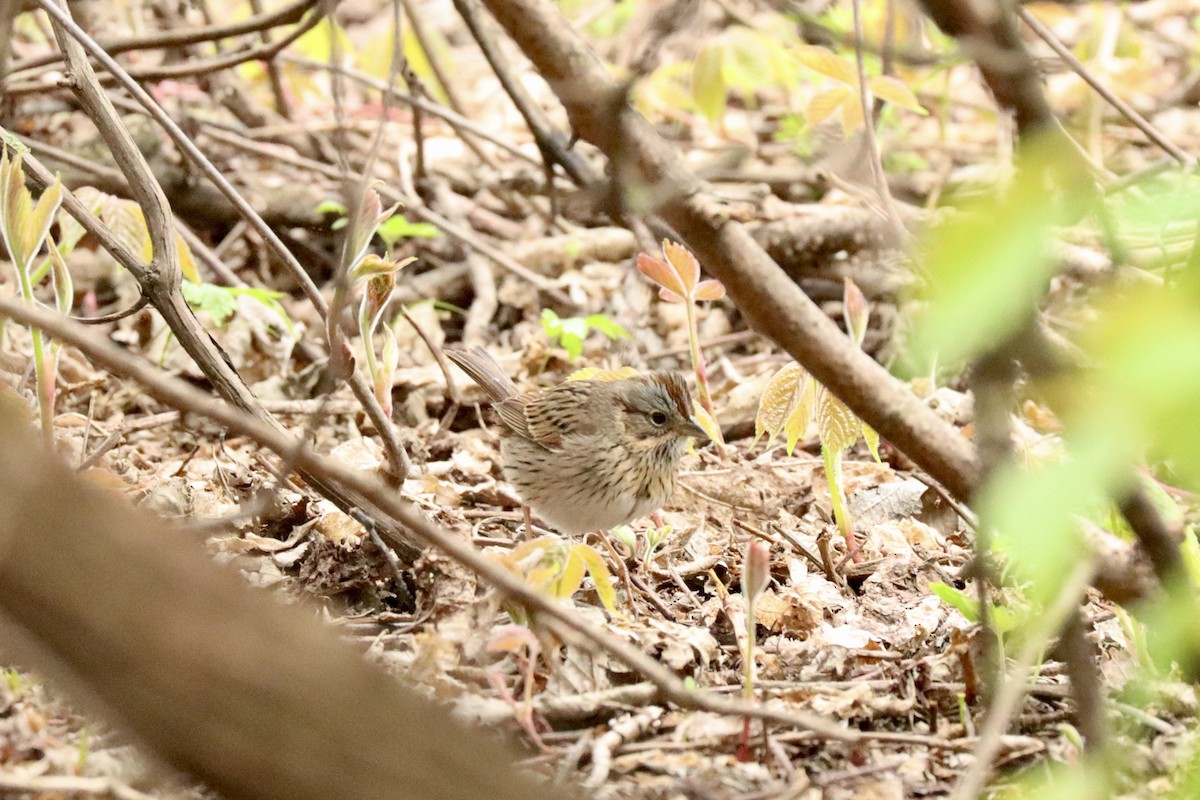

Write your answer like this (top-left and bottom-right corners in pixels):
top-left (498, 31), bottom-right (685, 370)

top-left (595, 530), bottom-right (639, 617)
top-left (684, 297), bottom-right (724, 445)
top-left (13, 261), bottom-right (53, 443)
top-left (738, 594), bottom-right (757, 760)
top-left (823, 446), bottom-right (860, 564)
top-left (31, 328), bottom-right (52, 443)
top-left (360, 323), bottom-right (379, 396)
top-left (743, 597), bottom-right (756, 701)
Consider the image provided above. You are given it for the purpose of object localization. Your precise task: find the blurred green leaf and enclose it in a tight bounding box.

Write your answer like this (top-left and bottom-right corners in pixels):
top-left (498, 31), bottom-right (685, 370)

top-left (585, 0), bottom-right (635, 38)
top-left (541, 310), bottom-right (627, 360)
top-left (991, 763), bottom-right (1113, 800)
top-left (377, 214), bottom-right (440, 248)
top-left (1074, 285), bottom-right (1200, 488)
top-left (182, 281), bottom-right (292, 332)
top-left (1106, 168), bottom-right (1200, 235)
top-left (540, 308), bottom-right (562, 338)
top-left (584, 313), bottom-right (629, 340)
top-left (929, 581), bottom-right (979, 622)
top-left (979, 432), bottom-right (1123, 605)
top-left (560, 316), bottom-right (588, 360)
top-left (906, 135), bottom-right (1092, 370)
top-left (315, 199), bottom-right (347, 216)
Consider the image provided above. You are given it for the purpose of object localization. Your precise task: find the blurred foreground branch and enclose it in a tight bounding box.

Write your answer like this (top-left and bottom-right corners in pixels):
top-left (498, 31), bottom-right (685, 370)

top-left (0, 402), bottom-right (565, 800)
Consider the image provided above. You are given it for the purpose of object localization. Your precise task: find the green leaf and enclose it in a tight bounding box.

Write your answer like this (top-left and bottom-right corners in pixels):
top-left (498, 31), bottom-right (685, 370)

top-left (784, 376), bottom-right (816, 455)
top-left (980, 433), bottom-right (1122, 606)
top-left (816, 389), bottom-right (861, 454)
top-left (584, 313), bottom-right (629, 340)
top-left (611, 525), bottom-right (637, 549)
top-left (755, 361), bottom-right (807, 447)
top-left (181, 282), bottom-right (292, 332)
top-left (182, 280), bottom-right (238, 326)
top-left (585, 0), bottom-right (635, 37)
top-left (540, 308), bottom-right (562, 338)
top-left (560, 316), bottom-right (589, 360)
top-left (315, 199), bottom-right (347, 216)
top-left (862, 423), bottom-right (881, 462)
top-left (722, 27), bottom-right (780, 93)
top-left (929, 581), bottom-right (979, 622)
top-left (377, 213), bottom-right (440, 248)
top-left (560, 332), bottom-right (583, 360)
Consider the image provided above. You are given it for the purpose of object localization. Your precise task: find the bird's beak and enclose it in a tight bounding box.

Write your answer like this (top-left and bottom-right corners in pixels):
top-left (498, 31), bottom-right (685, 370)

top-left (679, 416), bottom-right (710, 441)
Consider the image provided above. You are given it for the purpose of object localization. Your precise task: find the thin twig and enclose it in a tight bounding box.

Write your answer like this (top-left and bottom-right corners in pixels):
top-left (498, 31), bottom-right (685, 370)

top-left (849, 0), bottom-right (906, 242)
top-left (34, 0), bottom-right (413, 484)
top-left (7, 0), bottom-right (317, 75)
top-left (198, 124), bottom-right (574, 304)
top-left (1016, 7), bottom-right (1194, 167)
top-left (949, 558), bottom-right (1096, 800)
top-left (398, 304), bottom-right (461, 418)
top-left (279, 54), bottom-right (534, 165)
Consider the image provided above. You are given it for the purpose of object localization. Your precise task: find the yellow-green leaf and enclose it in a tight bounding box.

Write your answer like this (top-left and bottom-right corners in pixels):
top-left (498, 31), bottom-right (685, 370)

top-left (508, 536), bottom-right (556, 562)
top-left (840, 93), bottom-right (865, 133)
top-left (807, 87), bottom-right (851, 127)
top-left (176, 232), bottom-right (200, 282)
top-left (401, 23), bottom-right (449, 104)
top-left (866, 75), bottom-right (927, 114)
top-left (817, 389), bottom-right (861, 453)
top-left (692, 44), bottom-right (727, 124)
top-left (693, 402), bottom-right (723, 444)
top-left (568, 366), bottom-right (639, 382)
top-left (862, 423), bottom-right (881, 462)
top-left (575, 544), bottom-right (621, 616)
top-left (554, 547), bottom-right (587, 599)
top-left (754, 361), bottom-right (807, 446)
top-left (47, 236), bottom-right (72, 314)
top-left (784, 376), bottom-right (817, 455)
top-left (794, 45), bottom-right (859, 86)
top-left (525, 564), bottom-right (559, 594)
top-left (26, 177), bottom-right (62, 265)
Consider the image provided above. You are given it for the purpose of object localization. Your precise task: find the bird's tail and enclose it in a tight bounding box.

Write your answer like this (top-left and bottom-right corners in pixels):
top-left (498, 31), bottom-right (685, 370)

top-left (444, 346), bottom-right (520, 403)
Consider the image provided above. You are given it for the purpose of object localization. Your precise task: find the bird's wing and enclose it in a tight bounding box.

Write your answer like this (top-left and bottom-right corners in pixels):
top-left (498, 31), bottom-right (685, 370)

top-left (514, 382), bottom-right (602, 450)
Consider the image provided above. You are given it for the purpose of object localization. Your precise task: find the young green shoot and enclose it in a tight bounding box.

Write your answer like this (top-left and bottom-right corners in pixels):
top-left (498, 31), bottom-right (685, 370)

top-left (739, 539), bottom-right (770, 760)
top-left (328, 184), bottom-right (418, 414)
top-left (353, 254), bottom-right (413, 417)
top-left (755, 278), bottom-right (880, 564)
top-left (0, 151), bottom-right (64, 442)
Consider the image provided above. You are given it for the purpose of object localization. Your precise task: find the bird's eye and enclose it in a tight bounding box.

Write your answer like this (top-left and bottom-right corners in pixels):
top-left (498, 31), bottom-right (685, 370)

top-left (650, 410), bottom-right (668, 426)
